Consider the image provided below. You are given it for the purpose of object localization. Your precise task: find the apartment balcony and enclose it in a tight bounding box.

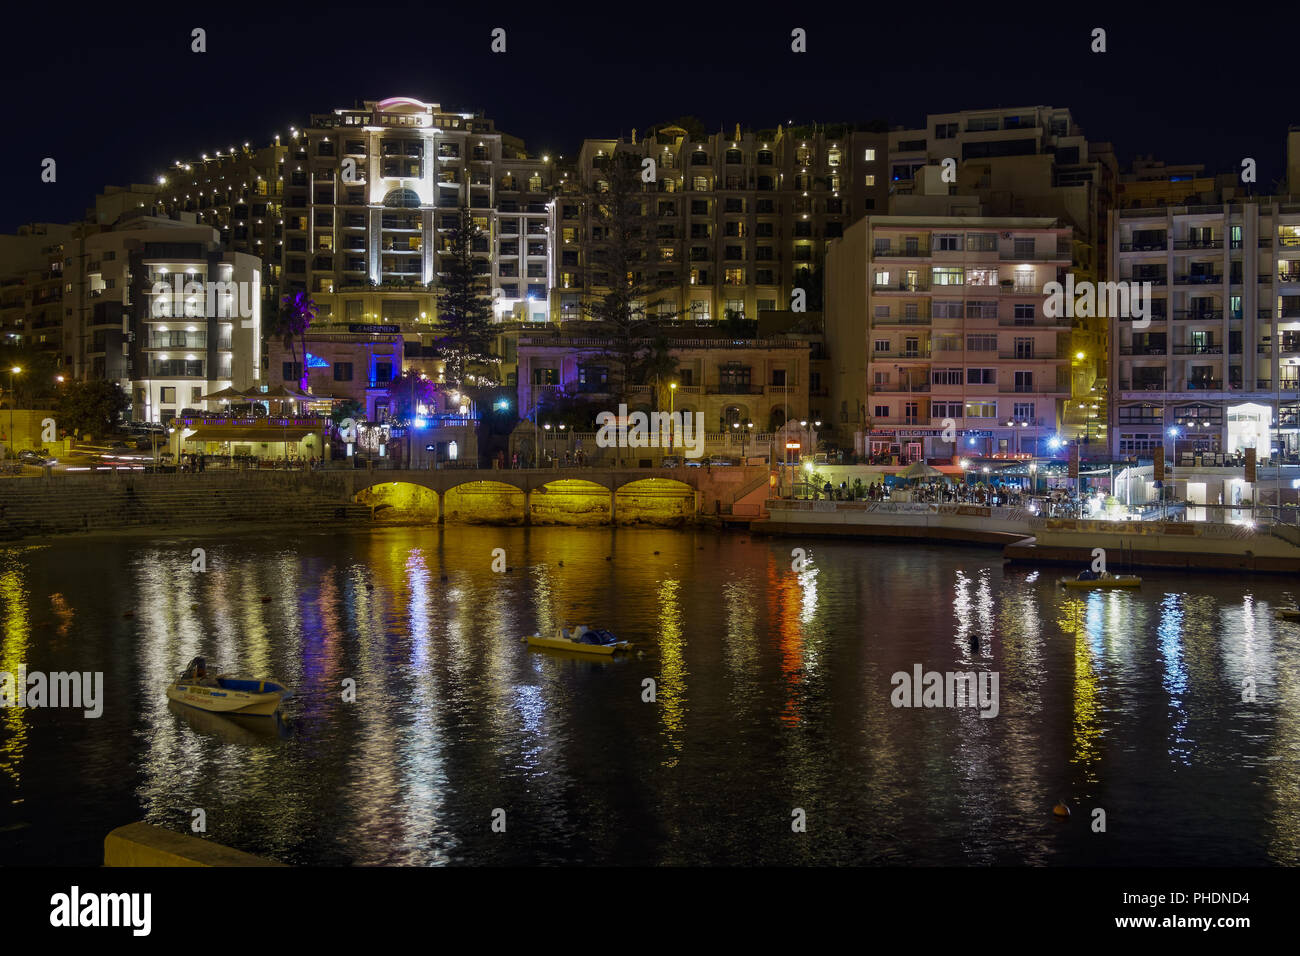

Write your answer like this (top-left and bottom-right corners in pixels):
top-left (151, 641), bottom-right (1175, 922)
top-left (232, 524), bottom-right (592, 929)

top-left (999, 247), bottom-right (1072, 261)
top-left (1120, 239), bottom-right (1168, 252)
top-left (996, 316), bottom-right (1069, 328)
top-left (997, 385), bottom-right (1067, 395)
top-left (1258, 342), bottom-right (1300, 354)
top-left (1174, 273), bottom-right (1223, 285)
top-left (872, 349), bottom-right (931, 360)
top-left (1124, 275), bottom-right (1168, 286)
top-left (873, 382), bottom-right (931, 393)
top-left (997, 348), bottom-right (1066, 360)
top-left (874, 246), bottom-right (931, 258)
top-left (997, 284), bottom-right (1043, 295)
top-left (1173, 239), bottom-right (1223, 250)
top-left (1119, 345), bottom-right (1168, 355)
top-left (1173, 310), bottom-right (1223, 321)
top-left (874, 280), bottom-right (931, 292)
top-left (706, 384), bottom-right (765, 395)
top-left (1173, 344), bottom-right (1223, 354)
top-left (1256, 379), bottom-right (1300, 391)
top-left (872, 314), bottom-right (931, 326)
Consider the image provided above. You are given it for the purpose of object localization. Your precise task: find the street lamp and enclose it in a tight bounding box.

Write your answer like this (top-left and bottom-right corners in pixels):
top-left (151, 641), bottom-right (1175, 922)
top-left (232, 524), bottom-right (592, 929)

top-left (6, 366), bottom-right (21, 459)
top-left (669, 382), bottom-right (677, 450)
top-left (543, 422), bottom-right (552, 465)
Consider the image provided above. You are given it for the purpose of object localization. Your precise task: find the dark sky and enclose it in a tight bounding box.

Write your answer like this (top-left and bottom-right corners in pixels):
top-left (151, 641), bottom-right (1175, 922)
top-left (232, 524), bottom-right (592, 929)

top-left (2, 0), bottom-right (1294, 232)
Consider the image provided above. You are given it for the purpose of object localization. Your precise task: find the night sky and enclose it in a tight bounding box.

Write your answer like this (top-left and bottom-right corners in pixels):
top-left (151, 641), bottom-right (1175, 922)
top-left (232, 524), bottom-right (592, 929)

top-left (2, 0), bottom-right (1294, 232)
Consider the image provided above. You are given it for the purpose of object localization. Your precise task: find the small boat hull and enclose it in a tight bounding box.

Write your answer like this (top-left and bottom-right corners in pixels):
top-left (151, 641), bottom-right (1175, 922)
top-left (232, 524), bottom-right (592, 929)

top-left (165, 679), bottom-right (286, 716)
top-left (1059, 576), bottom-right (1142, 590)
top-left (1277, 608), bottom-right (1300, 620)
top-left (524, 634), bottom-right (631, 655)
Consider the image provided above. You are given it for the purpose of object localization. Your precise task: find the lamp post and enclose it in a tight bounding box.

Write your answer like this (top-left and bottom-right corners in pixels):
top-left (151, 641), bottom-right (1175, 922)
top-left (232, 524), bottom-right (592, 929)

top-left (669, 382), bottom-right (677, 451)
top-left (558, 422), bottom-right (566, 466)
top-left (543, 422), bottom-right (552, 466)
top-left (6, 366), bottom-right (21, 459)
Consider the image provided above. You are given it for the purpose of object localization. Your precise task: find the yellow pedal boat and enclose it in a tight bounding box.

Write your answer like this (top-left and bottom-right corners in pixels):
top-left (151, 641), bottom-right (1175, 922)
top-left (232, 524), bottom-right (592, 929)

top-left (1059, 574), bottom-right (1142, 589)
top-left (165, 657), bottom-right (289, 716)
top-left (523, 626), bottom-right (632, 656)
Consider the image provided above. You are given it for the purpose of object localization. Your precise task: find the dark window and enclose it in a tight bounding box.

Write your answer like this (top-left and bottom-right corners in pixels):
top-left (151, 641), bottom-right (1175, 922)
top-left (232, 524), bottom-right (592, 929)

top-left (334, 362), bottom-right (354, 382)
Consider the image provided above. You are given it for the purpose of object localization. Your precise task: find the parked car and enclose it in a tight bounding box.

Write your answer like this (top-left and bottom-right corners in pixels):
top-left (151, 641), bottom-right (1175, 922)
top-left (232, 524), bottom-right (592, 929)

top-left (706, 456), bottom-right (736, 466)
top-left (661, 456), bottom-right (682, 468)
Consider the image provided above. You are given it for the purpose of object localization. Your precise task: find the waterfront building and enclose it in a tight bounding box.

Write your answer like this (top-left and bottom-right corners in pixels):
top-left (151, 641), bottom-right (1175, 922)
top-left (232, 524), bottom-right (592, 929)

top-left (0, 222), bottom-right (81, 363)
top-left (886, 106), bottom-right (1117, 449)
top-left (825, 214), bottom-right (1072, 461)
top-left (1109, 198), bottom-right (1300, 464)
top-left (554, 121), bottom-right (890, 325)
top-left (513, 328), bottom-right (811, 461)
top-left (62, 212), bottom-right (262, 422)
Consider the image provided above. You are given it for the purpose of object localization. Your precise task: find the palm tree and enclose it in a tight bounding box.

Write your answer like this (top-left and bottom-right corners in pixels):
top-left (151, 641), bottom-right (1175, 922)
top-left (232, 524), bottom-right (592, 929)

top-left (277, 291), bottom-right (318, 392)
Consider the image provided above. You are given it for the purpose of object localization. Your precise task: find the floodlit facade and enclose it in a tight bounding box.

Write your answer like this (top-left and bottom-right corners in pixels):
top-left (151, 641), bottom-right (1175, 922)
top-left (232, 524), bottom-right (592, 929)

top-left (826, 215), bottom-right (1073, 461)
top-left (63, 213), bottom-right (262, 423)
top-left (1110, 199), bottom-right (1300, 463)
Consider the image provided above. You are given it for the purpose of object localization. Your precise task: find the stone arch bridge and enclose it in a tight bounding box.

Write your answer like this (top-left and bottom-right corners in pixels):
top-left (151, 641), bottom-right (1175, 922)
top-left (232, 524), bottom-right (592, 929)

top-left (312, 465), bottom-right (771, 523)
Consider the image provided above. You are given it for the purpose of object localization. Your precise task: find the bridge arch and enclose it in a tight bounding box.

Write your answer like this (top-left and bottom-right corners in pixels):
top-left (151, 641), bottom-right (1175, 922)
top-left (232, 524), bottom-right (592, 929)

top-left (613, 476), bottom-right (695, 525)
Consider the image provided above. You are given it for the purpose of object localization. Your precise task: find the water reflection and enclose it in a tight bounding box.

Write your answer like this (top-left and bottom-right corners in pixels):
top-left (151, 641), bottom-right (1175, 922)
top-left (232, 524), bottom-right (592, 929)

top-left (3, 528), bottom-right (1299, 866)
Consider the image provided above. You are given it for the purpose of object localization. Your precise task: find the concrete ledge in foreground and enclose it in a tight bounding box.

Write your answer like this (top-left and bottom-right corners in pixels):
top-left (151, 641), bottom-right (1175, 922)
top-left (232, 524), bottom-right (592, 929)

top-left (105, 822), bottom-right (287, 867)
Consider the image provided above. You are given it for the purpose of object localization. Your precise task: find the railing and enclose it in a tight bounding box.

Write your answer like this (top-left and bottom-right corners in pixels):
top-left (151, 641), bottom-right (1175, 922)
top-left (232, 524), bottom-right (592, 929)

top-left (1256, 379), bottom-right (1300, 391)
top-left (1173, 345), bottom-right (1222, 354)
top-left (872, 350), bottom-right (931, 359)
top-left (873, 280), bottom-right (931, 292)
top-left (874, 247), bottom-right (931, 257)
top-left (873, 315), bottom-right (931, 325)
top-left (1173, 310), bottom-right (1223, 321)
top-left (1174, 274), bottom-right (1223, 284)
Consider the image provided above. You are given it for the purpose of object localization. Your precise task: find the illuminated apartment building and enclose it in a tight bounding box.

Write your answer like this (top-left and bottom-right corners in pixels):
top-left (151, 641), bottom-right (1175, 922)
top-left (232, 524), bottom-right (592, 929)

top-left (887, 106), bottom-right (1117, 443)
top-left (1110, 199), bottom-right (1300, 463)
top-left (825, 215), bottom-right (1072, 461)
top-left (554, 122), bottom-right (890, 323)
top-left (63, 213), bottom-right (262, 423)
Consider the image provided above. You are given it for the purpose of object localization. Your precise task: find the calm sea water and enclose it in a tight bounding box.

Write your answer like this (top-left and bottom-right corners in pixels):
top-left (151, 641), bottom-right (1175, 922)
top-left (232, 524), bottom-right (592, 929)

top-left (2, 525), bottom-right (1299, 866)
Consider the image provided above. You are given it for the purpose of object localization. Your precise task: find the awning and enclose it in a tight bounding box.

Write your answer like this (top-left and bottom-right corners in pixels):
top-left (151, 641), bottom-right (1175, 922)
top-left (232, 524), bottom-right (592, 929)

top-left (184, 425), bottom-right (322, 443)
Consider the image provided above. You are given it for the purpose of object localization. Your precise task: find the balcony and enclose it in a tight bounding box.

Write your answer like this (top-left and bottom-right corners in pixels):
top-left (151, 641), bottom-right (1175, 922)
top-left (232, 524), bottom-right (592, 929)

top-left (873, 279), bottom-right (931, 292)
top-left (706, 384), bottom-right (765, 395)
top-left (1173, 310), bottom-right (1223, 321)
top-left (873, 382), bottom-right (931, 393)
top-left (872, 350), bottom-right (931, 360)
top-left (874, 246), bottom-right (931, 257)
top-left (1120, 239), bottom-right (1168, 252)
top-left (1256, 379), bottom-right (1300, 391)
top-left (1173, 239), bottom-right (1222, 250)
top-left (873, 314), bottom-right (931, 326)
top-left (1119, 345), bottom-right (1168, 355)
top-left (1174, 273), bottom-right (1223, 285)
top-left (1173, 344), bottom-right (1222, 354)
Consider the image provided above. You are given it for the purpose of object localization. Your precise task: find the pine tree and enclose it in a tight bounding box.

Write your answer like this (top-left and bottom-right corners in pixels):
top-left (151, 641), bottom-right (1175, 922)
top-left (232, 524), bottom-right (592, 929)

top-left (436, 206), bottom-right (497, 390)
top-left (580, 152), bottom-right (673, 400)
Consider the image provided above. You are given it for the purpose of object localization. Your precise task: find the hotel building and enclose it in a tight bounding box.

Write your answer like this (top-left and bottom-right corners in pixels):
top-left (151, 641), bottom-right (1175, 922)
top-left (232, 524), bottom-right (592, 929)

top-left (825, 214), bottom-right (1073, 461)
top-left (554, 122), bottom-right (890, 323)
top-left (62, 212), bottom-right (262, 423)
top-left (1110, 199), bottom-right (1300, 463)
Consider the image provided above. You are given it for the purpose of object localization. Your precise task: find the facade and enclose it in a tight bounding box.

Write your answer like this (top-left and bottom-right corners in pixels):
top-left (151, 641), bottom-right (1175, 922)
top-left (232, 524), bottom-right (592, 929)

top-left (282, 97), bottom-right (555, 331)
top-left (1109, 199), bottom-right (1300, 464)
top-left (887, 106), bottom-right (1117, 442)
top-left (0, 222), bottom-right (80, 362)
top-left (555, 122), bottom-right (890, 324)
top-left (267, 330), bottom-right (404, 422)
top-left (62, 213), bottom-right (262, 422)
top-left (514, 331), bottom-right (811, 436)
top-left (826, 215), bottom-right (1072, 461)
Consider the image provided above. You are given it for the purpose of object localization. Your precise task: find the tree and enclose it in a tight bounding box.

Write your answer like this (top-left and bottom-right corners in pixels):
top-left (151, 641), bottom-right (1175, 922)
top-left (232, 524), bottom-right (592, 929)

top-left (581, 152), bottom-right (671, 400)
top-left (386, 369), bottom-right (438, 468)
top-left (0, 345), bottom-right (61, 408)
top-left (55, 380), bottom-right (129, 439)
top-left (436, 206), bottom-right (498, 391)
top-left (273, 291), bottom-right (317, 391)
